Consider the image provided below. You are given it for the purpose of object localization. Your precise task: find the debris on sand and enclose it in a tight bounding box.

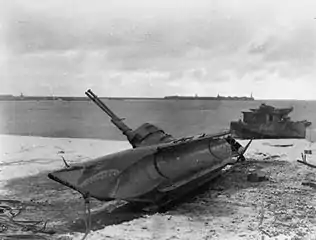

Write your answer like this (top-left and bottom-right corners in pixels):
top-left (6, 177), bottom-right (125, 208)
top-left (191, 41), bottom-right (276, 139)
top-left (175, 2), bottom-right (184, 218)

top-left (2, 135), bottom-right (316, 239)
top-left (0, 199), bottom-right (56, 239)
top-left (247, 170), bottom-right (269, 182)
top-left (267, 144), bottom-right (294, 148)
top-left (301, 181), bottom-right (316, 189)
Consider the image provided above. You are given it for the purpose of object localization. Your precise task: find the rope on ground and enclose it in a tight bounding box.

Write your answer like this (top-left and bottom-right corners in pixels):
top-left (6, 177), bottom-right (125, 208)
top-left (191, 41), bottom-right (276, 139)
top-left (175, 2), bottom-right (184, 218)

top-left (0, 193), bottom-right (93, 240)
top-left (0, 199), bottom-right (55, 240)
top-left (80, 194), bottom-right (92, 240)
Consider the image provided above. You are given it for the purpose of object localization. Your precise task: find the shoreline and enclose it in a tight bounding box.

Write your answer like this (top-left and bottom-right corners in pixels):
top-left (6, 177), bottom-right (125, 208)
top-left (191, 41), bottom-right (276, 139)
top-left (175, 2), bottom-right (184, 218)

top-left (1, 134), bottom-right (316, 239)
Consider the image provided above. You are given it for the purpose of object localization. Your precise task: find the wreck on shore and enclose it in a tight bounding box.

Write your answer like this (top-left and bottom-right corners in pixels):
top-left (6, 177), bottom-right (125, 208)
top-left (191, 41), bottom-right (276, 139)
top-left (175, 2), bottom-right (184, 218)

top-left (230, 103), bottom-right (312, 139)
top-left (48, 89), bottom-right (252, 213)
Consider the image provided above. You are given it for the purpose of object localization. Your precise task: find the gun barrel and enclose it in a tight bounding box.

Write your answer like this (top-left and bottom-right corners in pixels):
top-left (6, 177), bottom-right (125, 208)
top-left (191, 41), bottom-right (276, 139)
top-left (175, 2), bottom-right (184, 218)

top-left (85, 89), bottom-right (119, 120)
top-left (85, 89), bottom-right (134, 138)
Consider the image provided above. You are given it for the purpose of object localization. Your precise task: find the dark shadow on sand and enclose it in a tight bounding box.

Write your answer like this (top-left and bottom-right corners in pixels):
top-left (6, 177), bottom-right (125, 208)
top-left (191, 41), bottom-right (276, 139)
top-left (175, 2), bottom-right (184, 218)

top-left (3, 158), bottom-right (288, 234)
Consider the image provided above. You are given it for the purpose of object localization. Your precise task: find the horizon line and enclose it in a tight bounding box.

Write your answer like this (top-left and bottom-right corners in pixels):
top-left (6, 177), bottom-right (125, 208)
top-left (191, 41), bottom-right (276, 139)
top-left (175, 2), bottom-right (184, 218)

top-left (0, 94), bottom-right (314, 101)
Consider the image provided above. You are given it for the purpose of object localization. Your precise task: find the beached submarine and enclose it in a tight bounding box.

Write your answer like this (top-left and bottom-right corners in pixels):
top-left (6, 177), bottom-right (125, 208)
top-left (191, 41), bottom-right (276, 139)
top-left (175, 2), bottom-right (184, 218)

top-left (48, 89), bottom-right (252, 211)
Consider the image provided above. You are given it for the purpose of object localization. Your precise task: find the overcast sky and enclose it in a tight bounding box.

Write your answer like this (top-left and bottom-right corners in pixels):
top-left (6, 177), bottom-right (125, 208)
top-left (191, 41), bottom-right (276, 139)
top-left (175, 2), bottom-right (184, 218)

top-left (1, 0), bottom-right (316, 99)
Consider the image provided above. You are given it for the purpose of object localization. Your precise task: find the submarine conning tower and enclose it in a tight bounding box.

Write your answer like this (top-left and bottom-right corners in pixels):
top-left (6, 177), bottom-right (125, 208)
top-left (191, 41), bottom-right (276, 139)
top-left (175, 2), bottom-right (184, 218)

top-left (85, 89), bottom-right (175, 148)
top-left (130, 123), bottom-right (175, 147)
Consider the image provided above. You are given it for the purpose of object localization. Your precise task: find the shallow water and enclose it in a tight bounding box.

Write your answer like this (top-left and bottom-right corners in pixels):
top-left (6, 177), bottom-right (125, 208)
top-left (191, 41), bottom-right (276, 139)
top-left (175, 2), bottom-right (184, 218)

top-left (0, 99), bottom-right (315, 141)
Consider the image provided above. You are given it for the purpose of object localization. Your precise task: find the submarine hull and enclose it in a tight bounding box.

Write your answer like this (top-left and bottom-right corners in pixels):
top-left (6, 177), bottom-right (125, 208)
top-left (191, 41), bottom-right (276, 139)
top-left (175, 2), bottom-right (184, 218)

top-left (48, 134), bottom-right (238, 207)
top-left (126, 162), bottom-right (229, 212)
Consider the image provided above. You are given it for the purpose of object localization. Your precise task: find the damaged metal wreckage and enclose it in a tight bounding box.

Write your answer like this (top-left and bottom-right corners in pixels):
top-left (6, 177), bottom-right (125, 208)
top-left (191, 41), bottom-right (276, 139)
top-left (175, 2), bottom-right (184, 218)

top-left (298, 149), bottom-right (315, 168)
top-left (297, 147), bottom-right (316, 190)
top-left (48, 89), bottom-right (253, 239)
top-left (0, 199), bottom-right (56, 239)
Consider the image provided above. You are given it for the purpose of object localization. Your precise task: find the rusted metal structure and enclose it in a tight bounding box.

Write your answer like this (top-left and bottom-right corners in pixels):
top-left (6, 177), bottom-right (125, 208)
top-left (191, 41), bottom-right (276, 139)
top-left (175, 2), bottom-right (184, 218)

top-left (48, 89), bottom-right (251, 212)
top-left (230, 103), bottom-right (312, 139)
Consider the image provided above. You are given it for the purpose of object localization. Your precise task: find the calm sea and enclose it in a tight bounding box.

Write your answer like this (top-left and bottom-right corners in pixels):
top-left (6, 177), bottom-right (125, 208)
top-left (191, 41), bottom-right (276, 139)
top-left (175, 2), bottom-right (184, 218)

top-left (0, 99), bottom-right (315, 142)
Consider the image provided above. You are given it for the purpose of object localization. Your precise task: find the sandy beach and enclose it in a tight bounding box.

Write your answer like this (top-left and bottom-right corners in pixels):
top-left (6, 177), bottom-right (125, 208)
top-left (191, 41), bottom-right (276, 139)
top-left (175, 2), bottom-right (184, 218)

top-left (1, 134), bottom-right (316, 240)
top-left (2, 0), bottom-right (316, 239)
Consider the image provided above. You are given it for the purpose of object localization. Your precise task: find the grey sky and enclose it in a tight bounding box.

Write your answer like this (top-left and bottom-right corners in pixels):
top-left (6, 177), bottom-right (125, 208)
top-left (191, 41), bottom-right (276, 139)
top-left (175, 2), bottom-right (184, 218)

top-left (1, 0), bottom-right (316, 99)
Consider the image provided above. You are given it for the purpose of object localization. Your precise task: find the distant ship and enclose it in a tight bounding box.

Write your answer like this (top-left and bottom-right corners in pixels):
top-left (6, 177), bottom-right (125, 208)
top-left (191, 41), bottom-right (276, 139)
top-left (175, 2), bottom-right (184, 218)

top-left (164, 93), bottom-right (254, 101)
top-left (230, 103), bottom-right (312, 139)
top-left (0, 93), bottom-right (255, 101)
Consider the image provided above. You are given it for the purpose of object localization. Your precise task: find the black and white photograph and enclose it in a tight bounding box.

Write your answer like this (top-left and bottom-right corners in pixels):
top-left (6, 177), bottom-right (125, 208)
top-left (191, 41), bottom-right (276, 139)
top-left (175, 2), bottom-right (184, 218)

top-left (0, 0), bottom-right (316, 239)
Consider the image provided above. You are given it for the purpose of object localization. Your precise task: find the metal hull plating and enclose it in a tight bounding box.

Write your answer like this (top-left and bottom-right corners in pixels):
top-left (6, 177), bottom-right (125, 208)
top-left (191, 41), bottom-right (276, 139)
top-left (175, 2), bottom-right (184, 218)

top-left (48, 135), bottom-right (234, 204)
top-left (230, 103), bottom-right (311, 140)
top-left (230, 121), bottom-right (307, 139)
top-left (48, 89), bottom-right (248, 212)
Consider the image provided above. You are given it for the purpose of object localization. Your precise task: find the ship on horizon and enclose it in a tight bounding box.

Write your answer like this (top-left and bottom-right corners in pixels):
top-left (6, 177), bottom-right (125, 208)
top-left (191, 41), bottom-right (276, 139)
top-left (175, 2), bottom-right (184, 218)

top-left (164, 93), bottom-right (254, 101)
top-left (0, 93), bottom-right (255, 101)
